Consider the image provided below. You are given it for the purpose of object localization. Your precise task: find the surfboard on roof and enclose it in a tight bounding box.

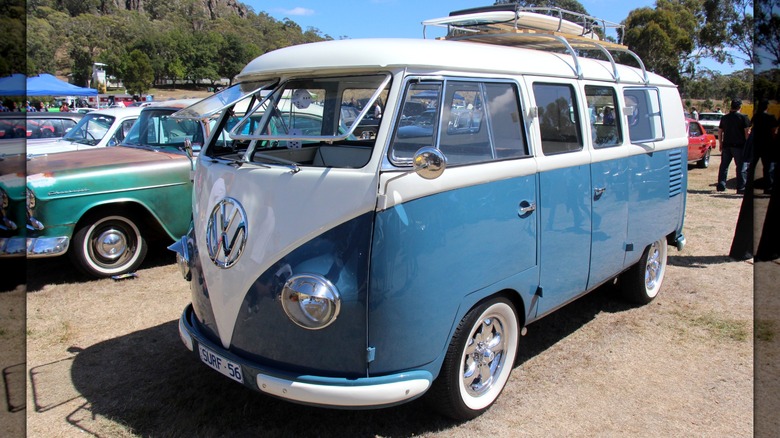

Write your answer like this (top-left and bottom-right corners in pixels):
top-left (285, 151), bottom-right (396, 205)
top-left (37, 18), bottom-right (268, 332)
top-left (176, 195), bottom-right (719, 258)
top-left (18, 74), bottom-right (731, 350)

top-left (422, 9), bottom-right (600, 40)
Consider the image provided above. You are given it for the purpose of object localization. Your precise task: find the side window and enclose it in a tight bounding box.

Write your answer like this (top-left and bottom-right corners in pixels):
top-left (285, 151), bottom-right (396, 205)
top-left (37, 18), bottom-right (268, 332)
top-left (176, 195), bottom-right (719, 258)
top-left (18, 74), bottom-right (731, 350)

top-left (389, 80), bottom-right (527, 165)
top-left (585, 85), bottom-right (622, 148)
top-left (688, 122), bottom-right (702, 136)
top-left (533, 83), bottom-right (582, 155)
top-left (390, 82), bottom-right (442, 163)
top-left (624, 88), bottom-right (664, 143)
top-left (439, 81), bottom-right (491, 165)
top-left (485, 83), bottom-right (527, 159)
top-left (119, 119), bottom-right (136, 142)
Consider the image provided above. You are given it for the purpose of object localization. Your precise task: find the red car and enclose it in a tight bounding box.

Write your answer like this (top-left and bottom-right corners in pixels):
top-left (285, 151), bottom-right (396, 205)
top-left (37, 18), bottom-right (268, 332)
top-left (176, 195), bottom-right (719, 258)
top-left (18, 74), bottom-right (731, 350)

top-left (686, 118), bottom-right (716, 168)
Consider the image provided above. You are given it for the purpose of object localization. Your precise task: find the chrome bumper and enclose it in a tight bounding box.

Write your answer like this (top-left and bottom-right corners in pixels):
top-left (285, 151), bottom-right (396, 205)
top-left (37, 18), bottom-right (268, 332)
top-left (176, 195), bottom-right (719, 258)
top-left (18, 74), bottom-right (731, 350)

top-left (0, 237), bottom-right (27, 257)
top-left (26, 236), bottom-right (70, 258)
top-left (179, 305), bottom-right (433, 408)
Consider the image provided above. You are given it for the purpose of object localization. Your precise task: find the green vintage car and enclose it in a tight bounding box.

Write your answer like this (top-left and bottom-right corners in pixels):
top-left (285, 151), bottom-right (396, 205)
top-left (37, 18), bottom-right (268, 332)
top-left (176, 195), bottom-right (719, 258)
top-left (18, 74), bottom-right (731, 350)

top-left (22, 99), bottom-right (210, 277)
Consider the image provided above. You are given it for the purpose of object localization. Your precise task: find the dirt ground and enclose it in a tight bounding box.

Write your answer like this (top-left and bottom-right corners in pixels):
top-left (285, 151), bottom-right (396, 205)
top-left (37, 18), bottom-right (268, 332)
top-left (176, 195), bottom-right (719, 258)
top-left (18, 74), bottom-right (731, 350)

top-left (2, 150), bottom-right (776, 437)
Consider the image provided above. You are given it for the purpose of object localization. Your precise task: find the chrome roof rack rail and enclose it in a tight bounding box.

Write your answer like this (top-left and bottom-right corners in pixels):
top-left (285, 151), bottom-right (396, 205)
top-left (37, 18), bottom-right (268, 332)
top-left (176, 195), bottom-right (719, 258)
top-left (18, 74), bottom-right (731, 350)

top-left (422, 5), bottom-right (649, 84)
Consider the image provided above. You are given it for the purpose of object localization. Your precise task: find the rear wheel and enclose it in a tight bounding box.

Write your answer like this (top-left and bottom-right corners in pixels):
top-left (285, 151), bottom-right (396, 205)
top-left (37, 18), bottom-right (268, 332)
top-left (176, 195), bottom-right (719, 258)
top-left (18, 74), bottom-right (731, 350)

top-left (428, 297), bottom-right (519, 420)
top-left (620, 238), bottom-right (667, 304)
top-left (70, 213), bottom-right (147, 278)
top-left (697, 148), bottom-right (711, 168)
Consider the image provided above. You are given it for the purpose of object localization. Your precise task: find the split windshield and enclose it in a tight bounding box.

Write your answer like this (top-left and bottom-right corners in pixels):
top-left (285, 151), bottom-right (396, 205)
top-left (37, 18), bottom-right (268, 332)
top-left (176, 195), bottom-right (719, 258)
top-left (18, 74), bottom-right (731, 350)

top-left (202, 74), bottom-right (390, 168)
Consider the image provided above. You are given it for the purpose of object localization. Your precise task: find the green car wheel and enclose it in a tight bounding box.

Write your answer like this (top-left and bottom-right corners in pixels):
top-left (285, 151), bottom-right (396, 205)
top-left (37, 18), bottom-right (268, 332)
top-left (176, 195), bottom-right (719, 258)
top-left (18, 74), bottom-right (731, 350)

top-left (70, 213), bottom-right (148, 278)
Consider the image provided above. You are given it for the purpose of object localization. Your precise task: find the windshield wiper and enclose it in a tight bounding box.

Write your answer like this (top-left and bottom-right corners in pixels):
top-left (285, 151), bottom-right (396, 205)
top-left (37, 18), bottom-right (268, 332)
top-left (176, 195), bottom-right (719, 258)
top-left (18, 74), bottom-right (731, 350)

top-left (252, 152), bottom-right (300, 173)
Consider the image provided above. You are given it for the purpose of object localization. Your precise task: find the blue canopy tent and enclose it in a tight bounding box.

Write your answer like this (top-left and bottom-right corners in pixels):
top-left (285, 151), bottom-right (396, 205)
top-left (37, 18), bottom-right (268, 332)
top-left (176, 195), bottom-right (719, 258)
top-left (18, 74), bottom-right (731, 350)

top-left (26, 74), bottom-right (97, 96)
top-left (0, 74), bottom-right (26, 96)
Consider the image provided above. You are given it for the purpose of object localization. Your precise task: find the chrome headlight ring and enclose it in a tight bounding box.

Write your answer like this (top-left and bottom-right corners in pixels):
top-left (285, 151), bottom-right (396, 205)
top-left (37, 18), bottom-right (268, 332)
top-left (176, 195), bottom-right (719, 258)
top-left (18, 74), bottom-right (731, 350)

top-left (280, 274), bottom-right (341, 330)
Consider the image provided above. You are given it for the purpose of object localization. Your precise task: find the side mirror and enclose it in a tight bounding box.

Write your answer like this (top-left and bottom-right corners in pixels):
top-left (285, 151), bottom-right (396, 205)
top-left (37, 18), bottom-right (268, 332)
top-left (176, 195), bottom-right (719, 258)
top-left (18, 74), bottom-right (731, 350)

top-left (413, 146), bottom-right (446, 180)
top-left (183, 138), bottom-right (195, 172)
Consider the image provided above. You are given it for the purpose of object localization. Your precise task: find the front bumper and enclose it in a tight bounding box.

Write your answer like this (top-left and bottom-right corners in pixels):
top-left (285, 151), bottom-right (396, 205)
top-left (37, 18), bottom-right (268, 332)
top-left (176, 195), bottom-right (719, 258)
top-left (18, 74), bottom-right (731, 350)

top-left (179, 304), bottom-right (432, 409)
top-left (26, 236), bottom-right (70, 258)
top-left (0, 237), bottom-right (26, 257)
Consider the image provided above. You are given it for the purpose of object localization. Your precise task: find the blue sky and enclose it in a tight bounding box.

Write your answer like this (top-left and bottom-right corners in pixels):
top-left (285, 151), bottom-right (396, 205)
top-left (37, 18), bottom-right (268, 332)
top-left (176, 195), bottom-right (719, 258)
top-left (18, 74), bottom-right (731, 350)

top-left (243, 0), bottom-right (742, 74)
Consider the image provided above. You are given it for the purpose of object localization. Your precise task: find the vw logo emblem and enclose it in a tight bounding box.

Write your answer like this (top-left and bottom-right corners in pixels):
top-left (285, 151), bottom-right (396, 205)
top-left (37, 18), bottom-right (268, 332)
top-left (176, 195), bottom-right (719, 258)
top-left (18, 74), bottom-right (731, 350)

top-left (206, 197), bottom-right (248, 269)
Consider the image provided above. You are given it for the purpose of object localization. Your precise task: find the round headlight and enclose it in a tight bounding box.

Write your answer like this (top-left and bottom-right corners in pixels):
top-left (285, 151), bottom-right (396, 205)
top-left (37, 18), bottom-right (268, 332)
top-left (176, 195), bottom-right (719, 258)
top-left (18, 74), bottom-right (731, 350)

top-left (281, 274), bottom-right (341, 330)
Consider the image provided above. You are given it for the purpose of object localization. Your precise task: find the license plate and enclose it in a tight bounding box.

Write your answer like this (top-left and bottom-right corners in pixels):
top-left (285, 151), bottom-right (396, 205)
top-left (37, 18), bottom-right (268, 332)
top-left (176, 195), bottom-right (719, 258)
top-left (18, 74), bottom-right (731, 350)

top-left (199, 344), bottom-right (244, 384)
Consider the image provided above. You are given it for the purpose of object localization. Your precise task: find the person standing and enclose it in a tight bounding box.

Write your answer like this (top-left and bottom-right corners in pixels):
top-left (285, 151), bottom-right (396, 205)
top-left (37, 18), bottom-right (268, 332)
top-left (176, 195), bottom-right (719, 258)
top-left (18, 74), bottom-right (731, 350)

top-left (717, 99), bottom-right (751, 194)
top-left (751, 99), bottom-right (778, 194)
top-left (691, 107), bottom-right (699, 120)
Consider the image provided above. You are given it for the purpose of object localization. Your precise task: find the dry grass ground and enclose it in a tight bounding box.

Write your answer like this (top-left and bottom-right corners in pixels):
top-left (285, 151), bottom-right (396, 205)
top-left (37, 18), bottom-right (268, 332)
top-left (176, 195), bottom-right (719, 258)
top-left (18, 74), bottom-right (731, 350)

top-left (3, 151), bottom-right (773, 436)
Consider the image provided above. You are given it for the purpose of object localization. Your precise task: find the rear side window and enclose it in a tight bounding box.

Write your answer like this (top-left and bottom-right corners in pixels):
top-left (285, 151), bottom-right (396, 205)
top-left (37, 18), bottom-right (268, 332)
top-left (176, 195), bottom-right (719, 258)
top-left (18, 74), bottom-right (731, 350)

top-left (624, 88), bottom-right (664, 143)
top-left (585, 85), bottom-right (622, 149)
top-left (390, 79), bottom-right (527, 165)
top-left (533, 83), bottom-right (582, 155)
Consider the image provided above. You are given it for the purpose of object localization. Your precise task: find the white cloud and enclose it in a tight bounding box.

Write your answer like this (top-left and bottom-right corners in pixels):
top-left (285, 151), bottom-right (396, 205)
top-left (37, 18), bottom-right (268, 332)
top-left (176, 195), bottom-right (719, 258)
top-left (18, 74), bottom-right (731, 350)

top-left (276, 7), bottom-right (315, 16)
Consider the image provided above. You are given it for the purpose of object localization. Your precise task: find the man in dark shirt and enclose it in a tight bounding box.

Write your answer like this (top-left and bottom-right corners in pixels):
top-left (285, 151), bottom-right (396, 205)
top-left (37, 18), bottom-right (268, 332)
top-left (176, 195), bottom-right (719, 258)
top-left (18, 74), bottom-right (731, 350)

top-left (751, 99), bottom-right (778, 194)
top-left (717, 99), bottom-right (751, 194)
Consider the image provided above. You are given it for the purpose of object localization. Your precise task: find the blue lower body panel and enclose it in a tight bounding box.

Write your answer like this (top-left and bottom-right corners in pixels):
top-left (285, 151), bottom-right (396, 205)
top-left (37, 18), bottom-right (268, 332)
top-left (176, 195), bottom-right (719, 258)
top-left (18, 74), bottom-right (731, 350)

top-left (179, 304), bottom-right (433, 409)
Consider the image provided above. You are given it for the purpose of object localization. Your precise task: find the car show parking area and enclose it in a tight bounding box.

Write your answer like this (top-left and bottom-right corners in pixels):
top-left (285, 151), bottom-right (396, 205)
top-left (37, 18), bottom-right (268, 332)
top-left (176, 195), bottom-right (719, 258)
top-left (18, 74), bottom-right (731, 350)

top-left (7, 153), bottom-right (765, 437)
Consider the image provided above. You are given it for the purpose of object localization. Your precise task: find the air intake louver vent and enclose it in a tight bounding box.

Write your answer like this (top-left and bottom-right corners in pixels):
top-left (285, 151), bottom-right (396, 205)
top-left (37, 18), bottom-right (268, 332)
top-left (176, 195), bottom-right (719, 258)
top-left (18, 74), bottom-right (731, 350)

top-left (669, 149), bottom-right (683, 197)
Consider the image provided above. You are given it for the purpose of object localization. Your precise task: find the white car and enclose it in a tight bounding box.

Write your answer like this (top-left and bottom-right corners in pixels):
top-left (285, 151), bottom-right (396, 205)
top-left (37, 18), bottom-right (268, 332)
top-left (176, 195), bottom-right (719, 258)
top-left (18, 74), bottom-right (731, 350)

top-left (697, 112), bottom-right (723, 135)
top-left (27, 107), bottom-right (142, 156)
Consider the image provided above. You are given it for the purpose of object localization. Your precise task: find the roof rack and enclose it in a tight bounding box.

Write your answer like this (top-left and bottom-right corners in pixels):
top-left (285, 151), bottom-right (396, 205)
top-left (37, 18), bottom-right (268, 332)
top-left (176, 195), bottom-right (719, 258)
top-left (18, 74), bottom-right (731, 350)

top-left (422, 5), bottom-right (648, 84)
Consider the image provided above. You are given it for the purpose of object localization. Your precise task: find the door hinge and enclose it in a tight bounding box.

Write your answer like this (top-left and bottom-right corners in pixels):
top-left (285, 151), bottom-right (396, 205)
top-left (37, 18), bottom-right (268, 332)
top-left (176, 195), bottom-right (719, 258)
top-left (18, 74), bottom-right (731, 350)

top-left (535, 286), bottom-right (543, 297)
top-left (366, 347), bottom-right (376, 363)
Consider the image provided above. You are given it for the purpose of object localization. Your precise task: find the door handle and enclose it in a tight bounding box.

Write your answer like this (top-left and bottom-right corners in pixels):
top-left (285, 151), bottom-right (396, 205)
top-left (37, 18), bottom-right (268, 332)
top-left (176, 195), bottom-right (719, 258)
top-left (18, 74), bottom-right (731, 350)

top-left (594, 187), bottom-right (606, 199)
top-left (518, 201), bottom-right (536, 217)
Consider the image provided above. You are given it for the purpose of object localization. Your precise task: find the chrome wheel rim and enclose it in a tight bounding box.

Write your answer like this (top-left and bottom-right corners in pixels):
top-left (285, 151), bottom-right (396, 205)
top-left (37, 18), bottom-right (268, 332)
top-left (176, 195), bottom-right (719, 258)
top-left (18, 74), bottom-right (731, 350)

top-left (644, 240), bottom-right (666, 296)
top-left (462, 314), bottom-right (508, 398)
top-left (95, 228), bottom-right (127, 261)
top-left (85, 216), bottom-right (141, 272)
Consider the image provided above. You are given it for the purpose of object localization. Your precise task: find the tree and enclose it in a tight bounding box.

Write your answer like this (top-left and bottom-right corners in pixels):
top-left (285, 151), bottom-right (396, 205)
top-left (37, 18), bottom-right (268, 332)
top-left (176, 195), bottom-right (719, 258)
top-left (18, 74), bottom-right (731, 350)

top-left (180, 31), bottom-right (222, 86)
top-left (622, 6), bottom-right (695, 85)
top-left (756, 0), bottom-right (780, 68)
top-left (0, 0), bottom-right (26, 76)
top-left (692, 0), bottom-right (753, 67)
top-left (216, 32), bottom-right (261, 86)
top-left (120, 49), bottom-right (154, 95)
top-left (493, 0), bottom-right (589, 15)
top-left (69, 47), bottom-right (92, 88)
top-left (27, 16), bottom-right (58, 74)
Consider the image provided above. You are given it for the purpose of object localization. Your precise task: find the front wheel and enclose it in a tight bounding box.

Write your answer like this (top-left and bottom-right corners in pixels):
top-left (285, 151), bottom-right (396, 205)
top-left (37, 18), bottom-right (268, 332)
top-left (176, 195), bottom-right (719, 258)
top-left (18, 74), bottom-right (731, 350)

top-left (619, 238), bottom-right (668, 304)
top-left (427, 297), bottom-right (519, 420)
top-left (69, 213), bottom-right (148, 278)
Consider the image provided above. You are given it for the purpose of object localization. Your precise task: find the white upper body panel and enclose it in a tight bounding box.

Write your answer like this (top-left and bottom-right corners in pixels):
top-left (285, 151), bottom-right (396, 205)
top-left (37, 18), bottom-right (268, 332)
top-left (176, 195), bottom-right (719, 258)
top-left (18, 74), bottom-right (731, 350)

top-left (236, 38), bottom-right (673, 88)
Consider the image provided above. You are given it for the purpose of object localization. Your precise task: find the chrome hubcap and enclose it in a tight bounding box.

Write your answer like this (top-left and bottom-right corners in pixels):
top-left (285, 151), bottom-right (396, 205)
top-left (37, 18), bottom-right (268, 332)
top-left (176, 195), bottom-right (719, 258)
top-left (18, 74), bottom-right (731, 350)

top-left (463, 316), bottom-right (506, 397)
top-left (645, 242), bottom-right (661, 290)
top-left (95, 228), bottom-right (127, 260)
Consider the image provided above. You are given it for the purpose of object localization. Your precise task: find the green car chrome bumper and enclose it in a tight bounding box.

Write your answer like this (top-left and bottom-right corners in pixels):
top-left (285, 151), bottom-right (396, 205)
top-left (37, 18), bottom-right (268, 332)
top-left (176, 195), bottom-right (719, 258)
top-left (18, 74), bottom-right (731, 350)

top-left (26, 236), bottom-right (70, 258)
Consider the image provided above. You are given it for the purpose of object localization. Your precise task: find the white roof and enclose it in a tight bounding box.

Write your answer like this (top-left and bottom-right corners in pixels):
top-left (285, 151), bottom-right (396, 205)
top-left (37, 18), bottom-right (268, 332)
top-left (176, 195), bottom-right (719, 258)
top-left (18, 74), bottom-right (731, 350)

top-left (89, 106), bottom-right (143, 117)
top-left (236, 38), bottom-right (673, 87)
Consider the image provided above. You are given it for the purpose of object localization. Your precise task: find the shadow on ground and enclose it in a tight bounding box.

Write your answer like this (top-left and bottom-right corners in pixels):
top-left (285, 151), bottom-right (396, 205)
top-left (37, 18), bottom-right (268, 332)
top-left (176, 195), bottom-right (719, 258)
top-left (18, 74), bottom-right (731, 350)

top-left (26, 241), bottom-right (176, 292)
top-left (30, 286), bottom-right (635, 437)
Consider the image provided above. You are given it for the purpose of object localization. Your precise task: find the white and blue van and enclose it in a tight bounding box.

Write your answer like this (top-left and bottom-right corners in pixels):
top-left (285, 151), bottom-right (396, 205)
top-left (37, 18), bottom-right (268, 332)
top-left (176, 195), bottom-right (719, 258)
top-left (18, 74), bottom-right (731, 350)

top-left (171, 7), bottom-right (687, 420)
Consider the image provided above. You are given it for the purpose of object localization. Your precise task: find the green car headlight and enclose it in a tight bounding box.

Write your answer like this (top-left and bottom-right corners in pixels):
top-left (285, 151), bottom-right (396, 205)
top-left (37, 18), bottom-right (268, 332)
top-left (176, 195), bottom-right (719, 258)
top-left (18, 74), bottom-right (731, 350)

top-left (281, 274), bottom-right (341, 330)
